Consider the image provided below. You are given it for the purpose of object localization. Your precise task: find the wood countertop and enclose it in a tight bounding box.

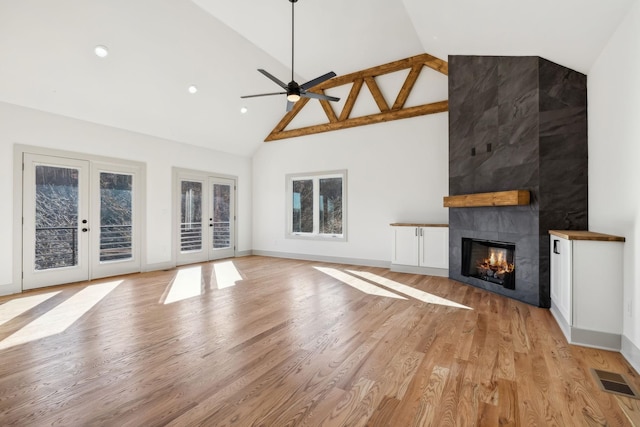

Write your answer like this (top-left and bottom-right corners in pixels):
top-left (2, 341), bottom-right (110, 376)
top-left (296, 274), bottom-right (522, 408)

top-left (390, 223), bottom-right (448, 227)
top-left (548, 230), bottom-right (625, 242)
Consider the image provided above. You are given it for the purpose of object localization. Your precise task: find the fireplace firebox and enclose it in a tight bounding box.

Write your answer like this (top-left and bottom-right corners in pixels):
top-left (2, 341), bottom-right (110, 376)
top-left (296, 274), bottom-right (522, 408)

top-left (461, 238), bottom-right (516, 289)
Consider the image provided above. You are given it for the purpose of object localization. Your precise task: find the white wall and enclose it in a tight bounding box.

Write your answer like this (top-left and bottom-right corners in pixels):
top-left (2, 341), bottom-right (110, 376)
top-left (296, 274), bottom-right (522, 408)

top-left (252, 113), bottom-right (449, 265)
top-left (0, 101), bottom-right (252, 295)
top-left (588, 0), bottom-right (640, 370)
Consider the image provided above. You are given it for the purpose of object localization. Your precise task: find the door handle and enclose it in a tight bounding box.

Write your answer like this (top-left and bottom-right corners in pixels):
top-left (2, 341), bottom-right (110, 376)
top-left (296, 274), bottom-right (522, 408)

top-left (82, 228), bottom-right (89, 232)
top-left (553, 239), bottom-right (560, 254)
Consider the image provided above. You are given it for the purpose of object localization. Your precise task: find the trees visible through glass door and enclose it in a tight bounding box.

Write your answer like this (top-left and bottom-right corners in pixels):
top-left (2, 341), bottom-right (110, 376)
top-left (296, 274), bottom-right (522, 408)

top-left (99, 172), bottom-right (133, 262)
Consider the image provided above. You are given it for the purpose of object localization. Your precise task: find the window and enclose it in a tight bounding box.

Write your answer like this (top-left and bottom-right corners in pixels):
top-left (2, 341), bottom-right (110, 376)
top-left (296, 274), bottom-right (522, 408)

top-left (287, 170), bottom-right (346, 240)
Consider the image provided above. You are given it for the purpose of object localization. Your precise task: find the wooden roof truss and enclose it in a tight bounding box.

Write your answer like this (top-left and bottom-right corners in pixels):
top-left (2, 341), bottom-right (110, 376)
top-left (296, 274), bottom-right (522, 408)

top-left (265, 53), bottom-right (449, 142)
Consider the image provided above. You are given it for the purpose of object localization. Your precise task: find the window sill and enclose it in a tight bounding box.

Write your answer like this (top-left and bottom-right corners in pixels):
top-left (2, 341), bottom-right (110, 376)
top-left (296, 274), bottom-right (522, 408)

top-left (286, 233), bottom-right (346, 242)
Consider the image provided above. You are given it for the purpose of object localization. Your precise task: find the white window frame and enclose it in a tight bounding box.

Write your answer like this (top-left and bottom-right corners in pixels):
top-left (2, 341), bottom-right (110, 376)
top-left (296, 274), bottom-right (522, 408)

top-left (285, 170), bottom-right (347, 241)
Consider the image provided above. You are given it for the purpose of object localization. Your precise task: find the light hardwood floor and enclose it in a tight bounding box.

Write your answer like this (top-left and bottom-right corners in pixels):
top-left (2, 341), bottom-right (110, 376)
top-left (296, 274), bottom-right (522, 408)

top-left (0, 256), bottom-right (639, 426)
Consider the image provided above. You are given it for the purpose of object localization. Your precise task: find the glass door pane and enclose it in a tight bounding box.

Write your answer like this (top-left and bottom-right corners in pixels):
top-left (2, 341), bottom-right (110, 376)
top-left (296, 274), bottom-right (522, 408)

top-left (181, 181), bottom-right (203, 252)
top-left (212, 183), bottom-right (230, 249)
top-left (99, 172), bottom-right (133, 262)
top-left (209, 177), bottom-right (235, 260)
top-left (34, 165), bottom-right (80, 270)
top-left (23, 154), bottom-right (89, 289)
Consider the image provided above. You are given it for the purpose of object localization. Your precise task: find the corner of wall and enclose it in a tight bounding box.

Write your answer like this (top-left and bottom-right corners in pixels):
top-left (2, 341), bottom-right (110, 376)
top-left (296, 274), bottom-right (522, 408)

top-left (622, 334), bottom-right (640, 375)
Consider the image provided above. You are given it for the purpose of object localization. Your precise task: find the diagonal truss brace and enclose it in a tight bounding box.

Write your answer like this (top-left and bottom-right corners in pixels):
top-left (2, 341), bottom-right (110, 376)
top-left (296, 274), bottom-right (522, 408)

top-left (265, 53), bottom-right (448, 142)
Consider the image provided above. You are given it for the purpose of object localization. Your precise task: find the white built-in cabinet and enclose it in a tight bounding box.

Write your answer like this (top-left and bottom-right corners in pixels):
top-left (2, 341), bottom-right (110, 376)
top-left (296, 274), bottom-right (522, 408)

top-left (391, 224), bottom-right (449, 276)
top-left (549, 230), bottom-right (625, 351)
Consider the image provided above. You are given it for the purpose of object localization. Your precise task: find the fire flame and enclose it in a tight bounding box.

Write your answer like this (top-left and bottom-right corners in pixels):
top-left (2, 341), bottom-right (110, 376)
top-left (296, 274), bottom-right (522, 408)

top-left (477, 248), bottom-right (514, 277)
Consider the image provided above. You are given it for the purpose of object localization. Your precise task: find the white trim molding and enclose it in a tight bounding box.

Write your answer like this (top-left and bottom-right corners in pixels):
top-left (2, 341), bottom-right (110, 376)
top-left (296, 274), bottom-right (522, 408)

top-left (622, 335), bottom-right (640, 375)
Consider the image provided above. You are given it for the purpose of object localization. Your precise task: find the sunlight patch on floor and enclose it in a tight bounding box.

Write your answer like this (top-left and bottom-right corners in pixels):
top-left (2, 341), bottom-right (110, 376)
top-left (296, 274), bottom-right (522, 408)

top-left (347, 270), bottom-right (471, 310)
top-left (162, 266), bottom-right (203, 304)
top-left (314, 266), bottom-right (407, 300)
top-left (213, 261), bottom-right (242, 289)
top-left (0, 280), bottom-right (121, 350)
top-left (0, 291), bottom-right (61, 326)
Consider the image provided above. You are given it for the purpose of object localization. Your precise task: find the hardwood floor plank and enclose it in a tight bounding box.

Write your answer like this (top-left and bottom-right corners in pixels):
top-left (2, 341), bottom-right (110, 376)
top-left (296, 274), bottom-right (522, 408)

top-left (497, 378), bottom-right (520, 426)
top-left (317, 376), bottom-right (376, 426)
top-left (0, 256), bottom-right (638, 426)
top-left (364, 395), bottom-right (400, 427)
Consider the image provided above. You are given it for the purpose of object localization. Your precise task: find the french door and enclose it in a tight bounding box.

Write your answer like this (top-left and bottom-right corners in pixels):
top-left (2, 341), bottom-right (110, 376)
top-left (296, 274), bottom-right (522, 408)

top-left (176, 171), bottom-right (235, 265)
top-left (22, 153), bottom-right (141, 290)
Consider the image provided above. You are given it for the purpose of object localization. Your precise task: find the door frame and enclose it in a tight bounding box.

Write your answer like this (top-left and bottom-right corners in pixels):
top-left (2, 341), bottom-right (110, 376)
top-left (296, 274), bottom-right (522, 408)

top-left (22, 154), bottom-right (91, 289)
top-left (13, 145), bottom-right (147, 294)
top-left (172, 167), bottom-right (237, 266)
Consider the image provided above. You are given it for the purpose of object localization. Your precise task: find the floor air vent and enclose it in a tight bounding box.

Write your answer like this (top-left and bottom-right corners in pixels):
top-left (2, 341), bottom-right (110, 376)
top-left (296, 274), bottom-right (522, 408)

top-left (591, 369), bottom-right (640, 399)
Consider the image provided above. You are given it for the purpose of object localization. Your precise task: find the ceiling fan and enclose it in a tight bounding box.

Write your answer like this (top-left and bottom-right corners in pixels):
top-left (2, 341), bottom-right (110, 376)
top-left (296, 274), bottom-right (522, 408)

top-left (241, 0), bottom-right (339, 112)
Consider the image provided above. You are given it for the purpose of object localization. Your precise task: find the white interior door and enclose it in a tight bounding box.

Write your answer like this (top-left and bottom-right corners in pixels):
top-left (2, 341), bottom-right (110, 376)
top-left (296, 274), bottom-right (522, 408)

top-left (23, 153), bottom-right (142, 290)
top-left (23, 154), bottom-right (90, 289)
top-left (209, 177), bottom-right (235, 260)
top-left (177, 174), bottom-right (207, 265)
top-left (176, 171), bottom-right (236, 266)
top-left (90, 162), bottom-right (141, 279)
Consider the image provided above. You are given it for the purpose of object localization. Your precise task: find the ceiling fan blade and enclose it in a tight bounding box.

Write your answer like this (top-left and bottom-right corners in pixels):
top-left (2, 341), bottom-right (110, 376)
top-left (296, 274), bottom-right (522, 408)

top-left (286, 100), bottom-right (295, 112)
top-left (301, 91), bottom-right (340, 102)
top-left (300, 71), bottom-right (337, 90)
top-left (258, 69), bottom-right (288, 89)
top-left (241, 91), bottom-right (287, 99)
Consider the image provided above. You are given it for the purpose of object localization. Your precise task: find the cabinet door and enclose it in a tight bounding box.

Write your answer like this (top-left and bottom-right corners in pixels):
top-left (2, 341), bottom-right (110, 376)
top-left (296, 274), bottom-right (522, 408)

top-left (419, 227), bottom-right (449, 269)
top-left (550, 237), bottom-right (572, 325)
top-left (392, 227), bottom-right (419, 266)
top-left (572, 240), bottom-right (624, 334)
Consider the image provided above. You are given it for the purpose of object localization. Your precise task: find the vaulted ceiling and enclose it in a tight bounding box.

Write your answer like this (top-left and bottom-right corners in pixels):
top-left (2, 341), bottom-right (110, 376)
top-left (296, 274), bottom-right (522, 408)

top-left (0, 0), bottom-right (635, 156)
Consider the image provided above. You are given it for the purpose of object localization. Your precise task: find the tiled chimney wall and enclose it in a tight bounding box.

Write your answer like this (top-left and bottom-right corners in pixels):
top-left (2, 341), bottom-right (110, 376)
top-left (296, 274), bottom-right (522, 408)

top-left (447, 55), bottom-right (588, 307)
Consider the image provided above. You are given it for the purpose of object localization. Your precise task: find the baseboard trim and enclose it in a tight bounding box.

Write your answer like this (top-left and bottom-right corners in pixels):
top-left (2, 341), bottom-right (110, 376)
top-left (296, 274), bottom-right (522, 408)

top-left (550, 301), bottom-right (621, 351)
top-left (252, 250), bottom-right (390, 269)
top-left (550, 302), bottom-right (571, 340)
top-left (390, 264), bottom-right (448, 277)
top-left (143, 261), bottom-right (175, 273)
top-left (235, 250), bottom-right (253, 258)
top-left (622, 335), bottom-right (640, 375)
top-left (0, 282), bottom-right (20, 297)
top-left (570, 327), bottom-right (621, 351)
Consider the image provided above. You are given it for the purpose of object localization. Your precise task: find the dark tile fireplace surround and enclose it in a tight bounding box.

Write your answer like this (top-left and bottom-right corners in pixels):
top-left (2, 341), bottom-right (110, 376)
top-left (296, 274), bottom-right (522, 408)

top-left (448, 56), bottom-right (588, 307)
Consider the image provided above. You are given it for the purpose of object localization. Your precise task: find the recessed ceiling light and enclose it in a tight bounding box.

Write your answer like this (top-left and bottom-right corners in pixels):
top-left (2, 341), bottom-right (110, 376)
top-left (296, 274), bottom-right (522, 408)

top-left (188, 85), bottom-right (198, 94)
top-left (240, 107), bottom-right (248, 114)
top-left (94, 45), bottom-right (109, 58)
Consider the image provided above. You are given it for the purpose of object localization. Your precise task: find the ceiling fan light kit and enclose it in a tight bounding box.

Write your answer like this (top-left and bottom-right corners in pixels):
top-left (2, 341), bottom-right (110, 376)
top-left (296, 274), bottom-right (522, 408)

top-left (241, 0), bottom-right (339, 111)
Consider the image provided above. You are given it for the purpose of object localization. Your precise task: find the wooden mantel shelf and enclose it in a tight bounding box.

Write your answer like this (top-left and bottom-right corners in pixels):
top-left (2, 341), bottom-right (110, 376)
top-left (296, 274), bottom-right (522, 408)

top-left (443, 190), bottom-right (530, 208)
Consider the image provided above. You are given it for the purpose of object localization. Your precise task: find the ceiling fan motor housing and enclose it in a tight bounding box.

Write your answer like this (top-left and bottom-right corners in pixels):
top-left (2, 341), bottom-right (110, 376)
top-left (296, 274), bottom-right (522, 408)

top-left (287, 81), bottom-right (300, 97)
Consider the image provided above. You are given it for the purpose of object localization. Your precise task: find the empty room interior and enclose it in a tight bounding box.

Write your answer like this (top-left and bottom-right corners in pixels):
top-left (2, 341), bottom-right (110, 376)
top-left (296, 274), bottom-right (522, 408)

top-left (1, 0), bottom-right (640, 425)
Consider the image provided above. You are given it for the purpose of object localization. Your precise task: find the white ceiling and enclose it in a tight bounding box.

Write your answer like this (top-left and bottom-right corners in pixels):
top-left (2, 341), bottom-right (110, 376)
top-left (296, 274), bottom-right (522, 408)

top-left (0, 0), bottom-right (635, 157)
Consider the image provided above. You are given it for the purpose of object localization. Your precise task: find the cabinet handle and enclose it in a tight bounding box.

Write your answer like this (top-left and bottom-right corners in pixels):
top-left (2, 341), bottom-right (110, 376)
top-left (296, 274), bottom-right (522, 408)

top-left (415, 228), bottom-right (418, 237)
top-left (553, 239), bottom-right (560, 254)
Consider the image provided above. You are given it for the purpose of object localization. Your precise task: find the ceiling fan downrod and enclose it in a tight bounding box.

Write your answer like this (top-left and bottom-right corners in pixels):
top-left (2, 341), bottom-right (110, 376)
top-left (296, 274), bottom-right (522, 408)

top-left (290, 0), bottom-right (297, 83)
top-left (240, 0), bottom-right (339, 111)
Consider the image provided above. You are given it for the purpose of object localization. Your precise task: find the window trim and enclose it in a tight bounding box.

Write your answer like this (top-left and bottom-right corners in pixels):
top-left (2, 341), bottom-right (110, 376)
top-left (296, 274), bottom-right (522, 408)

top-left (285, 170), bottom-right (347, 242)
